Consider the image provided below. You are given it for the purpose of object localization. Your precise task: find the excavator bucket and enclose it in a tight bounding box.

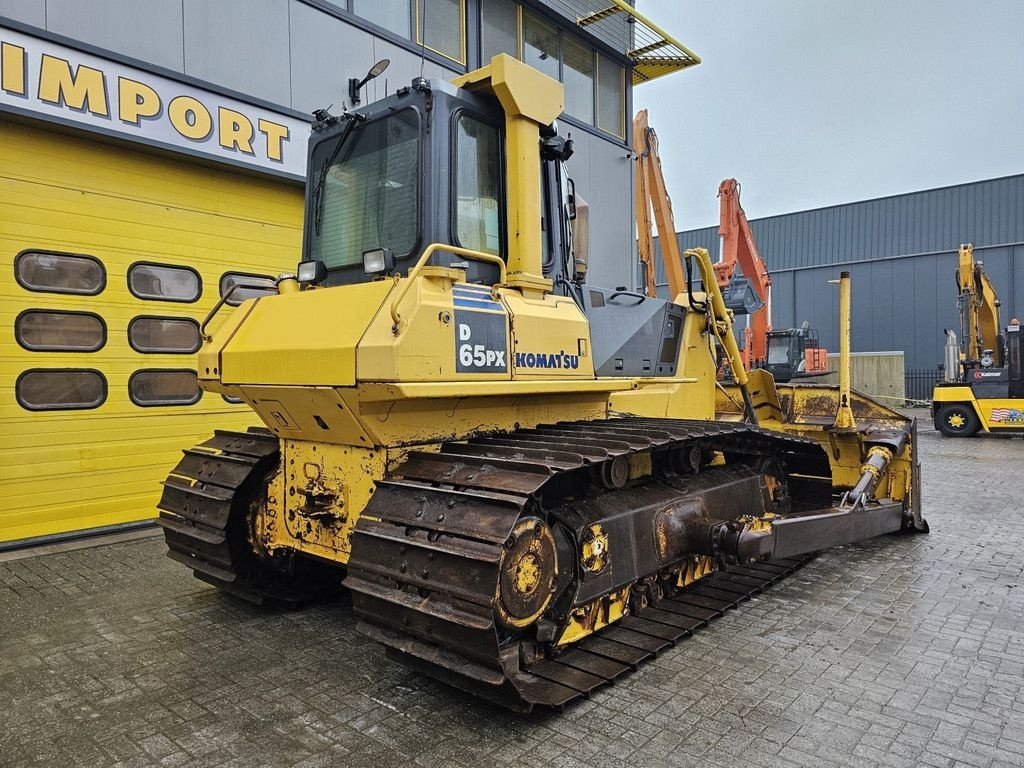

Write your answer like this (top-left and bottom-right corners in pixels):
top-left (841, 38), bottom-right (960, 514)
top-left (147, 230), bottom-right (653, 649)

top-left (721, 273), bottom-right (764, 315)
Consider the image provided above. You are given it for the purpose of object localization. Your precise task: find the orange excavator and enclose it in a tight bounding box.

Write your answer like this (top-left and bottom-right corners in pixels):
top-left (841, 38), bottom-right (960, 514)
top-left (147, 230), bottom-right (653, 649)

top-left (634, 112), bottom-right (827, 383)
top-left (715, 178), bottom-right (828, 382)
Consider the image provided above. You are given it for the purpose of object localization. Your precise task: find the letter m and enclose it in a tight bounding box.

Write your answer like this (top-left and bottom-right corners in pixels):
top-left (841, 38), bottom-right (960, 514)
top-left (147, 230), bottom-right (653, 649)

top-left (39, 55), bottom-right (109, 116)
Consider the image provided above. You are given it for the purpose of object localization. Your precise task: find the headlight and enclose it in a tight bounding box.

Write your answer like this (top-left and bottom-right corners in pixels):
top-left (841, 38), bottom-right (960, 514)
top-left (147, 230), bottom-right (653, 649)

top-left (363, 248), bottom-right (395, 275)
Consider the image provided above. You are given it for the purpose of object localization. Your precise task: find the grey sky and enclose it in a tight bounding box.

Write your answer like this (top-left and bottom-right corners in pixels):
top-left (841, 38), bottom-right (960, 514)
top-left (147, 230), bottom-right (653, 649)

top-left (634, 0), bottom-right (1024, 229)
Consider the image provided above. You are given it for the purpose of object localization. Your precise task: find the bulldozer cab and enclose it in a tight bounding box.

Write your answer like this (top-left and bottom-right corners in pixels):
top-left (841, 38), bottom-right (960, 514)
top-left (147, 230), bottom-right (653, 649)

top-left (304, 79), bottom-right (507, 287)
top-left (300, 59), bottom-right (686, 379)
top-left (303, 70), bottom-right (586, 291)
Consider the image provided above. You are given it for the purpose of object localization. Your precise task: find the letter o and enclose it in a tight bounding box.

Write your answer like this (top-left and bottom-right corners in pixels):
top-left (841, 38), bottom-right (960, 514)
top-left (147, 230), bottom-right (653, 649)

top-left (169, 95), bottom-right (213, 140)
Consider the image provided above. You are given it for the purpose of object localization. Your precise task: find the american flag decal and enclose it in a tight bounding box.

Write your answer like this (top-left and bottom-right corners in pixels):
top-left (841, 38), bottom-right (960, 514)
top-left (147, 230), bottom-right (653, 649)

top-left (990, 408), bottom-right (1024, 423)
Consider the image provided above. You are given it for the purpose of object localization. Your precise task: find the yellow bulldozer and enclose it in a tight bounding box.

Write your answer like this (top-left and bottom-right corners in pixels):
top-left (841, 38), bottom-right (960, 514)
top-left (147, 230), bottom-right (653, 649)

top-left (158, 55), bottom-right (927, 711)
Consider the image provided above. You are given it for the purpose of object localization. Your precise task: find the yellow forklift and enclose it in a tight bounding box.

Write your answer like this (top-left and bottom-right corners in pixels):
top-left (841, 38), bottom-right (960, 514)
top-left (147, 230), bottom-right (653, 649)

top-left (933, 244), bottom-right (1024, 436)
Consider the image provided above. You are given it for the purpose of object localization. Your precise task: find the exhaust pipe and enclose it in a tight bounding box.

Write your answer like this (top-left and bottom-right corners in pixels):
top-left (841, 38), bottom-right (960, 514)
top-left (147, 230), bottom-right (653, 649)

top-left (944, 329), bottom-right (960, 382)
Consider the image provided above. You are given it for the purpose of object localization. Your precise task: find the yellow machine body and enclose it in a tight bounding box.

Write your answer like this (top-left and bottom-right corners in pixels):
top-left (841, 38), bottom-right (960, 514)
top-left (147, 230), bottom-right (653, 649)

top-left (158, 56), bottom-right (923, 712)
top-left (932, 386), bottom-right (1024, 433)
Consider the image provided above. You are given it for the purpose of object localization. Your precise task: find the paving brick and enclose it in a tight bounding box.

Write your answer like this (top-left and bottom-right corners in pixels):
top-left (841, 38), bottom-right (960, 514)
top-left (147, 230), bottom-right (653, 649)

top-left (2, 419), bottom-right (1023, 767)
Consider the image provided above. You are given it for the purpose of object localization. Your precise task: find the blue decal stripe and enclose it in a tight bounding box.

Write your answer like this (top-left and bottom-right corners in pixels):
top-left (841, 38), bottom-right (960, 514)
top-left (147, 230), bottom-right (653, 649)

top-left (454, 298), bottom-right (505, 311)
top-left (453, 284), bottom-right (493, 294)
top-left (453, 290), bottom-right (498, 302)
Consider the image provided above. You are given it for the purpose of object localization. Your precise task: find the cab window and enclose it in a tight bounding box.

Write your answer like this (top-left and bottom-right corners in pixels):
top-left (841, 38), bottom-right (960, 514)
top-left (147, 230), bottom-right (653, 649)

top-left (454, 114), bottom-right (502, 257)
top-left (310, 109), bottom-right (420, 271)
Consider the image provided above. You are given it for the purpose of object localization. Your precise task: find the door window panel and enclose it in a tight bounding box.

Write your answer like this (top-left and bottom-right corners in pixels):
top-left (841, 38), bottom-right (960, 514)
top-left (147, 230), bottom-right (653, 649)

top-left (419, 0), bottom-right (464, 63)
top-left (16, 310), bottom-right (106, 352)
top-left (454, 114), bottom-right (502, 256)
top-left (354, 0), bottom-right (411, 37)
top-left (128, 262), bottom-right (201, 302)
top-left (16, 369), bottom-right (107, 411)
top-left (311, 109), bottom-right (420, 270)
top-left (563, 34), bottom-right (595, 123)
top-left (522, 11), bottom-right (560, 81)
top-left (481, 0), bottom-right (517, 61)
top-left (128, 317), bottom-right (201, 354)
top-left (597, 53), bottom-right (624, 137)
top-left (15, 250), bottom-right (105, 295)
top-left (129, 369), bottom-right (201, 406)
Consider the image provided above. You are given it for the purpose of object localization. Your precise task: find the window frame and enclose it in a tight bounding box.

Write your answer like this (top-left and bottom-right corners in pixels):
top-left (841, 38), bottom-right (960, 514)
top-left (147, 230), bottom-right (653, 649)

top-left (15, 308), bottom-right (107, 353)
top-left (128, 368), bottom-right (203, 408)
top-left (16, 368), bottom-right (108, 412)
top-left (14, 249), bottom-right (107, 296)
top-left (561, 32), bottom-right (597, 125)
top-left (415, 0), bottom-right (467, 65)
top-left (479, 0), bottom-right (519, 63)
top-left (519, 8), bottom-right (561, 82)
top-left (127, 315), bottom-right (202, 355)
top-left (307, 105), bottom-right (425, 277)
top-left (219, 271), bottom-right (277, 307)
top-left (449, 107), bottom-right (507, 260)
top-left (595, 52), bottom-right (626, 139)
top-left (127, 260), bottom-right (203, 304)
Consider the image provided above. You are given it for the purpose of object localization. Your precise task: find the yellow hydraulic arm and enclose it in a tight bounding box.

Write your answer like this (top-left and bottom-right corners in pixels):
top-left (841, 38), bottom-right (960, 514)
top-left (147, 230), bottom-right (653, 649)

top-left (633, 110), bottom-right (687, 299)
top-left (957, 243), bottom-right (1001, 365)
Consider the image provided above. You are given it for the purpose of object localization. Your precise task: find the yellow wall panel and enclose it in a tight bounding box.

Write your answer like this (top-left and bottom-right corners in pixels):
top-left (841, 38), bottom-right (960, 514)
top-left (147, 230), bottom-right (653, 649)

top-left (0, 118), bottom-right (305, 544)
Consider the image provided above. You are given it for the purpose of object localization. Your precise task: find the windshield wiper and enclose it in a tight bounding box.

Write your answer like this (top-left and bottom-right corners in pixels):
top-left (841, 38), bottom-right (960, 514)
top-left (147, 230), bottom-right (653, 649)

top-left (313, 112), bottom-right (364, 236)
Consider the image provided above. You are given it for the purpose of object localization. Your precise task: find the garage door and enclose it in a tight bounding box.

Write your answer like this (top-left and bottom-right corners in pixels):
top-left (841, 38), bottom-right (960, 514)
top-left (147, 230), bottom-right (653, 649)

top-left (0, 118), bottom-right (304, 545)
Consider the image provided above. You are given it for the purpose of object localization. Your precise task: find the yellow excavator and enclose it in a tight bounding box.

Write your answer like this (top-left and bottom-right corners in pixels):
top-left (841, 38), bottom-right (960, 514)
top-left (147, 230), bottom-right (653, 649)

top-left (158, 55), bottom-right (926, 711)
top-left (932, 244), bottom-right (1024, 436)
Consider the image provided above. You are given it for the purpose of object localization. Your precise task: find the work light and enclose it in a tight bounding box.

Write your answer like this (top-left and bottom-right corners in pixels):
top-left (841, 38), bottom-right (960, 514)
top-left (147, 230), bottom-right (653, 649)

top-left (296, 259), bottom-right (327, 285)
top-left (363, 248), bottom-right (395, 275)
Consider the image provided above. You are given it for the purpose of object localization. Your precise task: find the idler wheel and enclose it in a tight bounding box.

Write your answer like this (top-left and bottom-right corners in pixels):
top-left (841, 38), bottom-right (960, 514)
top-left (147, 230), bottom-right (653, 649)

top-left (496, 517), bottom-right (557, 629)
top-left (601, 455), bottom-right (629, 489)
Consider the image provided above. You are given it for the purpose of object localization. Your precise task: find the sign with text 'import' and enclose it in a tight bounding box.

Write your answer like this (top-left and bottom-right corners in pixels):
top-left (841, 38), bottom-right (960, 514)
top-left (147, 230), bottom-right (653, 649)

top-left (0, 26), bottom-right (310, 178)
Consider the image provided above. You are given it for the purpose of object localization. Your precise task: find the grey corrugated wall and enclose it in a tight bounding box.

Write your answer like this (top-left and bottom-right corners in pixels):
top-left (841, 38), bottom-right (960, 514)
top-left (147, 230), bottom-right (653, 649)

top-left (651, 174), bottom-right (1024, 370)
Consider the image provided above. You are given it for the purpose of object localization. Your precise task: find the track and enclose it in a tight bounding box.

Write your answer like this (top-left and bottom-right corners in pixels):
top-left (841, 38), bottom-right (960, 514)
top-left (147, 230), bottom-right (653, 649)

top-left (366, 553), bottom-right (815, 711)
top-left (156, 428), bottom-right (336, 606)
top-left (157, 419), bottom-right (845, 710)
top-left (345, 417), bottom-right (832, 711)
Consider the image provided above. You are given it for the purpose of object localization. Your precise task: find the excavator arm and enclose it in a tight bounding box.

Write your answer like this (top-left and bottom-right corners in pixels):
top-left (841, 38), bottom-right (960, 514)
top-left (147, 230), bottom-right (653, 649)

top-left (633, 110), bottom-right (687, 299)
top-left (957, 243), bottom-right (1002, 367)
top-left (716, 179), bottom-right (772, 367)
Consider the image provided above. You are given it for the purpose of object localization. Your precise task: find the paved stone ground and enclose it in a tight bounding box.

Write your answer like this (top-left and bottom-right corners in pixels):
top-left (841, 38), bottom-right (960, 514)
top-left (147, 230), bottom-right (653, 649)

top-left (2, 412), bottom-right (1023, 768)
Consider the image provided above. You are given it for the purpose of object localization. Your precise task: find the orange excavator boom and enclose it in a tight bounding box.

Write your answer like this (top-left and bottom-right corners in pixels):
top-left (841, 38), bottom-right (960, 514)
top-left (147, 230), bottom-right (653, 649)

top-left (716, 178), bottom-right (772, 366)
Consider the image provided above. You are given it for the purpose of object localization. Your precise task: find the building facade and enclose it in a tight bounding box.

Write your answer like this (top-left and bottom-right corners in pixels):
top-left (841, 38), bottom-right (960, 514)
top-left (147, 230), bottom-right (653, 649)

top-left (0, 1), bottom-right (694, 544)
top-left (656, 174), bottom-right (1024, 372)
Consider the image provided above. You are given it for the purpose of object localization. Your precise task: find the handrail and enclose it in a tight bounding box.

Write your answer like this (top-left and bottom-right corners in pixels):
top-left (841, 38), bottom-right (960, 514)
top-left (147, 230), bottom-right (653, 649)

top-left (390, 243), bottom-right (507, 333)
top-left (685, 247), bottom-right (758, 425)
top-left (199, 282), bottom-right (276, 342)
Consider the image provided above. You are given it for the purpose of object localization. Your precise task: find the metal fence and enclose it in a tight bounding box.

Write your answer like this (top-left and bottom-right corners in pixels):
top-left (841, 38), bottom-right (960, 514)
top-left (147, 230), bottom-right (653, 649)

top-left (905, 368), bottom-right (942, 403)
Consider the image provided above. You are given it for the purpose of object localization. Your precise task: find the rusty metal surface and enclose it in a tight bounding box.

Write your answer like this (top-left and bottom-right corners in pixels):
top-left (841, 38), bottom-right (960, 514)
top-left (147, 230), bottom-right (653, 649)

top-left (343, 417), bottom-right (833, 712)
top-left (156, 428), bottom-right (336, 607)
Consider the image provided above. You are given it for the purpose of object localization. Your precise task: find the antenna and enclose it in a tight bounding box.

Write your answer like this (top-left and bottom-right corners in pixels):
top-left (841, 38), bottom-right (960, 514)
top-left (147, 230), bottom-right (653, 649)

top-left (419, 9), bottom-right (426, 79)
